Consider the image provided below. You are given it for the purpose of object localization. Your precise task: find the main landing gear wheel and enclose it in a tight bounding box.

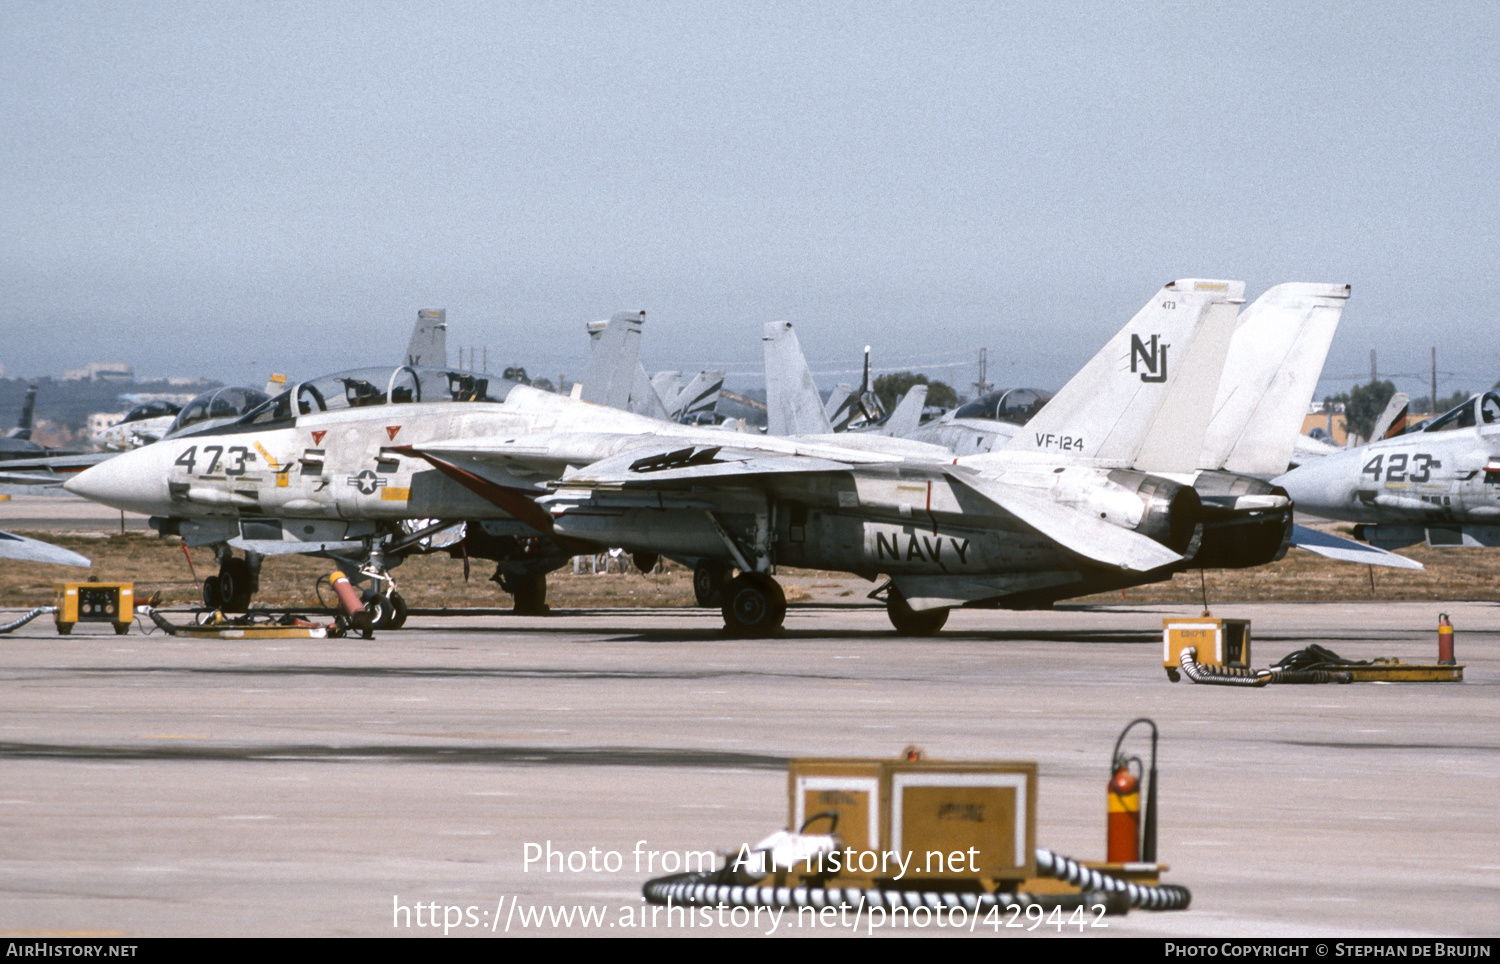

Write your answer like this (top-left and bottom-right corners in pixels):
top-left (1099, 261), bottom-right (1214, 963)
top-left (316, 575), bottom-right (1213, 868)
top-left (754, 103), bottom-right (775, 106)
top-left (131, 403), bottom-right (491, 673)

top-left (721, 572), bottom-right (786, 637)
top-left (217, 557), bottom-right (254, 613)
top-left (693, 561), bottom-right (730, 607)
top-left (886, 587), bottom-right (949, 636)
top-left (507, 574), bottom-right (549, 615)
top-left (202, 575), bottom-right (223, 610)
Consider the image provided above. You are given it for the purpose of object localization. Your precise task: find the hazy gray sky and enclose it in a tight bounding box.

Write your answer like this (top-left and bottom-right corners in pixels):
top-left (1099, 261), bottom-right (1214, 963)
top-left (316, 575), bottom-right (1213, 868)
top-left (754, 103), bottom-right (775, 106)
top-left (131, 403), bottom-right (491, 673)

top-left (3, 1), bottom-right (1497, 400)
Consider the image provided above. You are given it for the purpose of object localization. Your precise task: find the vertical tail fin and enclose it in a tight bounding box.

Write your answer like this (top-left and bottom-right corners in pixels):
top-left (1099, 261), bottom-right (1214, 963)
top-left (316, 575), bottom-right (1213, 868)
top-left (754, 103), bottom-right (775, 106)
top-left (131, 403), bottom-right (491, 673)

top-left (1197, 283), bottom-right (1349, 475)
top-left (1373, 392), bottom-right (1410, 441)
top-left (405, 308), bottom-right (448, 367)
top-left (581, 311), bottom-right (648, 411)
top-left (823, 384), bottom-right (854, 429)
top-left (650, 371), bottom-right (683, 410)
top-left (668, 370), bottom-right (726, 420)
top-left (763, 321), bottom-right (834, 436)
top-left (871, 384), bottom-right (928, 437)
top-left (7, 385), bottom-right (37, 440)
top-left (1004, 279), bottom-right (1245, 470)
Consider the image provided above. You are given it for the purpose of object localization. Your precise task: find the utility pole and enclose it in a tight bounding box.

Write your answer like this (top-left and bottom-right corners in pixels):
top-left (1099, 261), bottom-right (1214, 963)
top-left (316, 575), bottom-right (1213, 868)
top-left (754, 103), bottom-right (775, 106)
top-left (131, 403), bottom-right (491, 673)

top-left (1370, 349), bottom-right (1377, 382)
top-left (1431, 346), bottom-right (1438, 415)
top-left (973, 348), bottom-right (992, 398)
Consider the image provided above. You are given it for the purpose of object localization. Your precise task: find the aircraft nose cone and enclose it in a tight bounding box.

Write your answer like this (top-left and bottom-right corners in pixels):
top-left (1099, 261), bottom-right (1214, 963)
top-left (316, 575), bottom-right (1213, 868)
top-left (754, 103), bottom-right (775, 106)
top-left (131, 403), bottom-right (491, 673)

top-left (64, 448), bottom-right (170, 515)
top-left (1275, 453), bottom-right (1356, 518)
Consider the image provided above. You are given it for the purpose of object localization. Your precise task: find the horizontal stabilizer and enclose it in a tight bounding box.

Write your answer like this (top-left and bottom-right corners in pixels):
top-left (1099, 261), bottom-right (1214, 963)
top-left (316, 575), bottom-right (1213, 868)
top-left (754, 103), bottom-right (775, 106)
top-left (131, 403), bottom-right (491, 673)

top-left (0, 530), bottom-right (90, 567)
top-left (1290, 525), bottom-right (1423, 570)
top-left (952, 472), bottom-right (1183, 571)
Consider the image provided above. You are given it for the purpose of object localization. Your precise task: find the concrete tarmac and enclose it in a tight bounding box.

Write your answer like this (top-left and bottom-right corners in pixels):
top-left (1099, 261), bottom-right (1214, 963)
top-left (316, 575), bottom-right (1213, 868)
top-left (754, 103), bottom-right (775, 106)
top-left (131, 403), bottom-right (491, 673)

top-left (0, 601), bottom-right (1495, 938)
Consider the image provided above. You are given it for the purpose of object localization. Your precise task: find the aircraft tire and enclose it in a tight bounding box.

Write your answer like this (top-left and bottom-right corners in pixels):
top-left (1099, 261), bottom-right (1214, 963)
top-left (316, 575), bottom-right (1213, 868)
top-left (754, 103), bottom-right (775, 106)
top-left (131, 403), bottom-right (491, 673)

top-left (218, 558), bottom-right (254, 613)
top-left (386, 592), bottom-right (408, 629)
top-left (364, 594), bottom-right (394, 630)
top-left (512, 575), bottom-right (549, 615)
top-left (886, 588), bottom-right (948, 636)
top-left (202, 575), bottom-right (223, 610)
top-left (693, 561), bottom-right (729, 607)
top-left (721, 572), bottom-right (786, 637)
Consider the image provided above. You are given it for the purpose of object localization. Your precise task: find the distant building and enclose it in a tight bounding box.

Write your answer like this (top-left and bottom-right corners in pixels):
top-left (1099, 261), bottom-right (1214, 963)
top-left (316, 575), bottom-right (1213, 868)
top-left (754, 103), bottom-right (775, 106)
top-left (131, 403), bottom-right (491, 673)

top-left (63, 362), bottom-right (134, 382)
top-left (87, 412), bottom-right (127, 436)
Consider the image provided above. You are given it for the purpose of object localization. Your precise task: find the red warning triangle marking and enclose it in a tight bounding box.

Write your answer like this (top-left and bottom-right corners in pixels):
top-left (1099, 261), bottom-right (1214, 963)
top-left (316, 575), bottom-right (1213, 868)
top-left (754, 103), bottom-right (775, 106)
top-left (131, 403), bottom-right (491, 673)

top-left (386, 426), bottom-right (401, 440)
top-left (311, 430), bottom-right (326, 445)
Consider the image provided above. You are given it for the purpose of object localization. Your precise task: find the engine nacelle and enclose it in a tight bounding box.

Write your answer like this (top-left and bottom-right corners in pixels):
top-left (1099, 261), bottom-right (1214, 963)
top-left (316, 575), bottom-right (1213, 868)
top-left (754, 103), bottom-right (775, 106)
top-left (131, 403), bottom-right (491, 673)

top-left (1188, 470), bottom-right (1293, 569)
top-left (1104, 469), bottom-right (1202, 555)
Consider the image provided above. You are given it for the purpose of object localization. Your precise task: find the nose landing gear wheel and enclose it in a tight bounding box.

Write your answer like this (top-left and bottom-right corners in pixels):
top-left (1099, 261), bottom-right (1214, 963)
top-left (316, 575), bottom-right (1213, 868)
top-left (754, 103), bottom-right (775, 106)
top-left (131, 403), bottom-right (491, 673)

top-left (721, 572), bottom-right (786, 637)
top-left (217, 558), bottom-right (254, 613)
top-left (364, 594), bottom-right (395, 630)
top-left (385, 591), bottom-right (408, 630)
top-left (886, 586), bottom-right (949, 636)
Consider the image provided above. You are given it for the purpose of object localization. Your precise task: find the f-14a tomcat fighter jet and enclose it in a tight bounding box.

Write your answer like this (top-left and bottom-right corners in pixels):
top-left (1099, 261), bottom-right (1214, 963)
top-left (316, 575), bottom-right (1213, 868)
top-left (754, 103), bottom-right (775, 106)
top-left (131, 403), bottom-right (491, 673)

top-left (60, 350), bottom-right (935, 621)
top-left (1276, 390), bottom-right (1500, 549)
top-left (521, 280), bottom-right (1415, 634)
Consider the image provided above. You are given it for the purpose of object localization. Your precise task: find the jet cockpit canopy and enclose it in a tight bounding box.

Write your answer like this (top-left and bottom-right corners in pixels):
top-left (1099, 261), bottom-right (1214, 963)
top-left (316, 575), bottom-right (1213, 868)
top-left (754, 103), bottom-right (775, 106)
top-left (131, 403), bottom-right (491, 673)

top-left (1422, 391), bottom-right (1500, 434)
top-left (952, 388), bottom-right (1053, 426)
top-left (237, 367), bottom-right (520, 428)
top-left (121, 400), bottom-right (181, 424)
top-left (167, 386), bottom-right (272, 437)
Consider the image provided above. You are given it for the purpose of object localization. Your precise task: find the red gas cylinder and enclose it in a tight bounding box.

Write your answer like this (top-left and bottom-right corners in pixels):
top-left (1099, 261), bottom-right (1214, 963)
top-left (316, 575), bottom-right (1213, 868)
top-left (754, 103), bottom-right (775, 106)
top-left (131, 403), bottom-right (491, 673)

top-left (1438, 613), bottom-right (1455, 665)
top-left (1106, 764), bottom-right (1140, 863)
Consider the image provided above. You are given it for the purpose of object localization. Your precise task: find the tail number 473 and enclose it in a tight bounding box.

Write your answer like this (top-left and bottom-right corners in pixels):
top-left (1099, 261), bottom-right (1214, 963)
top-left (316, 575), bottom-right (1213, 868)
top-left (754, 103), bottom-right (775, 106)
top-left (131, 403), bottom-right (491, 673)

top-left (174, 445), bottom-right (251, 476)
top-left (1362, 453), bottom-right (1438, 484)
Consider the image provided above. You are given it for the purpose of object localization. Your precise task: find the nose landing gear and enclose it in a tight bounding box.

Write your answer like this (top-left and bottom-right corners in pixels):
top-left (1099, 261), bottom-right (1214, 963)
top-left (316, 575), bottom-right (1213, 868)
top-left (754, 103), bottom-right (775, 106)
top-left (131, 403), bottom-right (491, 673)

top-left (202, 553), bottom-right (258, 613)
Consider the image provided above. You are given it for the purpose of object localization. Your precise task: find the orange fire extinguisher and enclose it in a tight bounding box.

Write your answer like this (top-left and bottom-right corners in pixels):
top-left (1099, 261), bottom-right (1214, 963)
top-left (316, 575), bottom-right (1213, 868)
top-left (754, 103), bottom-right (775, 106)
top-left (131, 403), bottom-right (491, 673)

top-left (1107, 761), bottom-right (1140, 863)
top-left (1109, 718), bottom-right (1159, 864)
top-left (1438, 613), bottom-right (1455, 665)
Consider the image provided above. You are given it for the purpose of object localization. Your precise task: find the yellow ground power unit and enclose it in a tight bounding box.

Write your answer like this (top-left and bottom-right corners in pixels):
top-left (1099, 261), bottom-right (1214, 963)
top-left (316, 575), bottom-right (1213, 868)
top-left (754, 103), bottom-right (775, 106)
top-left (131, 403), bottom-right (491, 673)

top-left (787, 758), bottom-right (1037, 890)
top-left (54, 581), bottom-right (134, 635)
top-left (1162, 617), bottom-right (1250, 680)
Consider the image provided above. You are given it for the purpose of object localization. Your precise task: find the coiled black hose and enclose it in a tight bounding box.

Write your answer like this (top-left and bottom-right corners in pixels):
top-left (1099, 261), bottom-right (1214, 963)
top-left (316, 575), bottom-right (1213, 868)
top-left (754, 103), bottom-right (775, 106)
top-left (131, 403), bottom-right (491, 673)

top-left (643, 847), bottom-right (1189, 913)
top-left (1178, 646), bottom-right (1270, 687)
top-left (1179, 646), bottom-right (1351, 686)
top-left (0, 606), bottom-right (56, 634)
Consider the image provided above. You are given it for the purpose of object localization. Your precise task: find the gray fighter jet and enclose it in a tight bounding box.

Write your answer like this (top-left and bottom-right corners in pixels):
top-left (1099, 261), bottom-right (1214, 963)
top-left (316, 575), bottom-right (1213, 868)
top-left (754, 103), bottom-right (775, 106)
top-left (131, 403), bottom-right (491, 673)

top-left (1276, 390), bottom-right (1500, 549)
